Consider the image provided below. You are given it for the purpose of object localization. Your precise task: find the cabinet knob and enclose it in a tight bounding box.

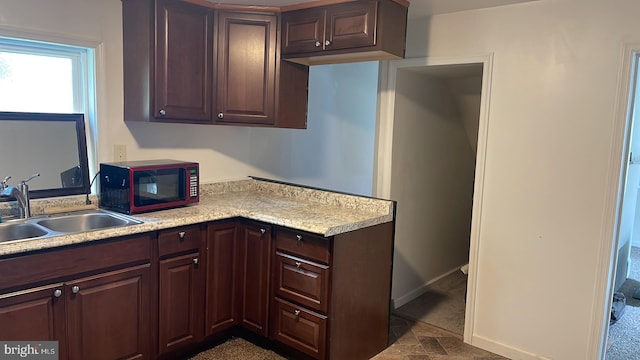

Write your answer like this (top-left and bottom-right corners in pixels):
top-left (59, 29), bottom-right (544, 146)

top-left (294, 309), bottom-right (301, 321)
top-left (193, 258), bottom-right (199, 265)
top-left (260, 228), bottom-right (266, 235)
top-left (325, 40), bottom-right (331, 46)
top-left (72, 286), bottom-right (80, 294)
top-left (159, 109), bottom-right (166, 116)
top-left (53, 289), bottom-right (62, 298)
top-left (295, 261), bottom-right (302, 270)
top-left (296, 234), bottom-right (303, 245)
top-left (315, 41), bottom-right (321, 47)
top-left (217, 112), bottom-right (224, 119)
top-left (178, 231), bottom-right (186, 240)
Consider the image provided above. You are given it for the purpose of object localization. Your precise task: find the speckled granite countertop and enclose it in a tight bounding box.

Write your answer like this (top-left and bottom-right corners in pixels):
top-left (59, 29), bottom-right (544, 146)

top-left (0, 178), bottom-right (394, 257)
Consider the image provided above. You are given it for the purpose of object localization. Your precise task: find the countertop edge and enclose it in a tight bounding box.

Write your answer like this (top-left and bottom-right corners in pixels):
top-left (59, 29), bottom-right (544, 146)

top-left (0, 179), bottom-right (395, 257)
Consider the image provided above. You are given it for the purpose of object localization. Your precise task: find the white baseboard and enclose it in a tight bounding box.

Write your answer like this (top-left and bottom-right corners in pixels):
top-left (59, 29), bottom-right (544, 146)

top-left (392, 264), bottom-right (468, 309)
top-left (471, 334), bottom-right (551, 360)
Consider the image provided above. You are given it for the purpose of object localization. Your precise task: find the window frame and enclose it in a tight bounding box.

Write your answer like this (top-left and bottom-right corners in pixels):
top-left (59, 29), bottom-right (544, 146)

top-left (0, 34), bottom-right (98, 197)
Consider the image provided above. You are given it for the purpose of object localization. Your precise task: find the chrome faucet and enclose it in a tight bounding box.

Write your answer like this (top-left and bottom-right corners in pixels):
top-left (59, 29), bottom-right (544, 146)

top-left (1, 173), bottom-right (40, 219)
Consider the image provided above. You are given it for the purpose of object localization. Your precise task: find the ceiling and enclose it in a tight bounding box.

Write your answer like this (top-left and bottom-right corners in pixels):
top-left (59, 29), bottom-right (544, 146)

top-left (407, 0), bottom-right (537, 17)
top-left (214, 0), bottom-right (538, 17)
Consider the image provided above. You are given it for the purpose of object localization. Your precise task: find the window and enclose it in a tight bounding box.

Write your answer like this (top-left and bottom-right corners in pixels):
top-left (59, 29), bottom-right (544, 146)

top-left (0, 36), bottom-right (94, 114)
top-left (0, 35), bottom-right (98, 190)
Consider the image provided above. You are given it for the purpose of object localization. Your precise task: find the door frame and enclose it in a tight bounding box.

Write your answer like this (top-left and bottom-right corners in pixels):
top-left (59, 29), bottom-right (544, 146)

top-left (596, 43), bottom-right (640, 359)
top-left (373, 54), bottom-right (494, 343)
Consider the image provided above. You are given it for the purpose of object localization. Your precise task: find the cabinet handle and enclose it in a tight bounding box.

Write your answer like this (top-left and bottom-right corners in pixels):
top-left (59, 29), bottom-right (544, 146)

top-left (193, 258), bottom-right (199, 265)
top-left (315, 41), bottom-right (321, 47)
top-left (325, 40), bottom-right (331, 46)
top-left (296, 234), bottom-right (303, 245)
top-left (53, 289), bottom-right (62, 298)
top-left (260, 228), bottom-right (266, 235)
top-left (159, 109), bottom-right (166, 116)
top-left (217, 112), bottom-right (224, 119)
top-left (295, 261), bottom-right (302, 270)
top-left (294, 309), bottom-right (301, 321)
top-left (72, 286), bottom-right (80, 294)
top-left (178, 231), bottom-right (186, 240)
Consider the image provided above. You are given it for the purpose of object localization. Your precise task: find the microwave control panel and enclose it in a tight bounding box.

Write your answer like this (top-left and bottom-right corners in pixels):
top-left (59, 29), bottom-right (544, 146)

top-left (189, 167), bottom-right (198, 199)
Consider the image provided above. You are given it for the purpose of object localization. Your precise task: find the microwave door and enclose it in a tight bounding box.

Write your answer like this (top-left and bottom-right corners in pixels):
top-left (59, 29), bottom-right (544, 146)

top-left (133, 169), bottom-right (185, 207)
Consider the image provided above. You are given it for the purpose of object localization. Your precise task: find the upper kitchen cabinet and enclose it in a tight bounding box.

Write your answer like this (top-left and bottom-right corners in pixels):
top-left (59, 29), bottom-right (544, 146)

top-left (214, 12), bottom-right (276, 125)
top-left (122, 0), bottom-right (309, 128)
top-left (123, 0), bottom-right (213, 124)
top-left (154, 0), bottom-right (213, 122)
top-left (281, 0), bottom-right (408, 66)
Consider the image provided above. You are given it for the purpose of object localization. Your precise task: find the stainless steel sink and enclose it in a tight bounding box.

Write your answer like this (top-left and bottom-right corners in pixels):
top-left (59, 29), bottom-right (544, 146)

top-left (0, 209), bottom-right (143, 243)
top-left (0, 222), bottom-right (48, 242)
top-left (36, 210), bottom-right (142, 233)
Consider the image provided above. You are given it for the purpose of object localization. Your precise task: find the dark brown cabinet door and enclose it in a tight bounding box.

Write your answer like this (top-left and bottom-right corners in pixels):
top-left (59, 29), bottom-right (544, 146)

top-left (282, 8), bottom-right (325, 55)
top-left (238, 222), bottom-right (271, 336)
top-left (215, 12), bottom-right (276, 125)
top-left (66, 264), bottom-right (151, 360)
top-left (205, 222), bottom-right (239, 336)
top-left (0, 283), bottom-right (67, 359)
top-left (325, 1), bottom-right (377, 51)
top-left (158, 253), bottom-right (203, 355)
top-left (155, 0), bottom-right (213, 122)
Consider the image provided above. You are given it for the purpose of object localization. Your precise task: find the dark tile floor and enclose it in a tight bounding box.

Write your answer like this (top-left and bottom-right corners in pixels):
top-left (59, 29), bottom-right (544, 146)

top-left (394, 271), bottom-right (468, 334)
top-left (375, 269), bottom-right (506, 360)
top-left (372, 315), bottom-right (507, 360)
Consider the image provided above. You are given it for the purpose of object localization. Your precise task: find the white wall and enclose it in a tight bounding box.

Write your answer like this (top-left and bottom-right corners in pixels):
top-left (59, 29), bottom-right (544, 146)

top-left (247, 62), bottom-right (379, 196)
top-left (0, 0), bottom-right (378, 195)
top-left (446, 76), bottom-right (482, 155)
top-left (390, 69), bottom-right (476, 306)
top-left (400, 0), bottom-right (640, 358)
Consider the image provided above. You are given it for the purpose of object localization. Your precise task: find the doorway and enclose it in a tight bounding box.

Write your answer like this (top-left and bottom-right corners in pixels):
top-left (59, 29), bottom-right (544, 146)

top-left (606, 49), bottom-right (640, 359)
top-left (374, 55), bottom-right (493, 342)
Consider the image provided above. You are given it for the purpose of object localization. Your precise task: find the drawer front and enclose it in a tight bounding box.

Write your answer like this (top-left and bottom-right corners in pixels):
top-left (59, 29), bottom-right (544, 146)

top-left (158, 225), bottom-right (202, 257)
top-left (275, 229), bottom-right (330, 264)
top-left (0, 234), bottom-right (151, 291)
top-left (271, 297), bottom-right (327, 360)
top-left (274, 252), bottom-right (329, 313)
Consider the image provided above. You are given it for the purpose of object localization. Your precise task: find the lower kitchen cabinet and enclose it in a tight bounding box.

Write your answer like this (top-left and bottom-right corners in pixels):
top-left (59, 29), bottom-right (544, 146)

top-left (205, 221), bottom-right (239, 336)
top-left (0, 233), bottom-right (153, 360)
top-left (0, 283), bottom-right (67, 359)
top-left (157, 225), bottom-right (204, 357)
top-left (66, 264), bottom-right (151, 360)
top-left (237, 221), bottom-right (272, 337)
top-left (270, 223), bottom-right (394, 360)
top-left (158, 254), bottom-right (202, 355)
top-left (0, 217), bottom-right (393, 360)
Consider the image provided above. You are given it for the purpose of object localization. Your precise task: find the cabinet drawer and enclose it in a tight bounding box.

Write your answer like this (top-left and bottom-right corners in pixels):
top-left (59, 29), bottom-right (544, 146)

top-left (158, 225), bottom-right (202, 257)
top-left (274, 252), bottom-right (329, 313)
top-left (275, 229), bottom-right (330, 264)
top-left (0, 234), bottom-right (151, 291)
top-left (271, 297), bottom-right (327, 360)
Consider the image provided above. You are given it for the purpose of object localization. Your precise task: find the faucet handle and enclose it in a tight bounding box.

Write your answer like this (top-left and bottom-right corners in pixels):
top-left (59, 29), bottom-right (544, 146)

top-left (1, 176), bottom-right (11, 189)
top-left (21, 173), bottom-right (40, 184)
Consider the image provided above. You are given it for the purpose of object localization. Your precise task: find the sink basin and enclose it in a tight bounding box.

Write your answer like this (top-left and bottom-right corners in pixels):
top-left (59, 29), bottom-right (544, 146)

top-left (0, 222), bottom-right (48, 242)
top-left (0, 209), bottom-right (143, 244)
top-left (36, 210), bottom-right (142, 233)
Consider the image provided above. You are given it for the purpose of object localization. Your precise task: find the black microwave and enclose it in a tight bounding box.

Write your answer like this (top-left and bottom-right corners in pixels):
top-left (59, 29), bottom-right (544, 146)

top-left (99, 160), bottom-right (199, 214)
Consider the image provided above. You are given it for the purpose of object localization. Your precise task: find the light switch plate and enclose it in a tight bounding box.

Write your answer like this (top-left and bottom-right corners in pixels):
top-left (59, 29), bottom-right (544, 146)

top-left (114, 144), bottom-right (127, 162)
